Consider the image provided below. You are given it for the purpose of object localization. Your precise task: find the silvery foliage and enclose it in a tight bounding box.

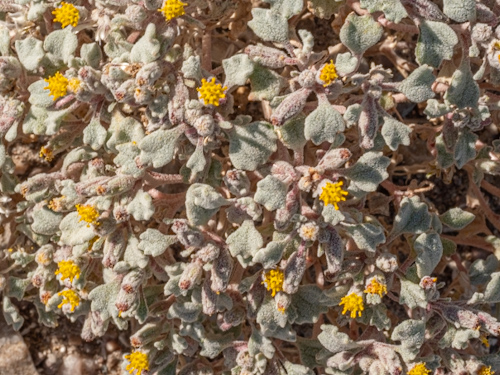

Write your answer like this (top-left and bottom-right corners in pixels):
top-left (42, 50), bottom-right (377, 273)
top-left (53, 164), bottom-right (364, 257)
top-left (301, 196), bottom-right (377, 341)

top-left (0, 0), bottom-right (499, 374)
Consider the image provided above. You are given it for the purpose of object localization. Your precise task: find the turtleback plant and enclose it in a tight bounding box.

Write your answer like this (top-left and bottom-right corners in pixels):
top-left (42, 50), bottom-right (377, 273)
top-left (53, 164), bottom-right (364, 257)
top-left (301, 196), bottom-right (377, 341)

top-left (0, 0), bottom-right (499, 374)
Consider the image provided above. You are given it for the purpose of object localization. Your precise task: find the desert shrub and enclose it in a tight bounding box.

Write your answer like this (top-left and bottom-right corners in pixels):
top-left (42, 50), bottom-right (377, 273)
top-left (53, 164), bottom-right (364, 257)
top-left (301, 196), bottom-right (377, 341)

top-left (0, 0), bottom-right (500, 374)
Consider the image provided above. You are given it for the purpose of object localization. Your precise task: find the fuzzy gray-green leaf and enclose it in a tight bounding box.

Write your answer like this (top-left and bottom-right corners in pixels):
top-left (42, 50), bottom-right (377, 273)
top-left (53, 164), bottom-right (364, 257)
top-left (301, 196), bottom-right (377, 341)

top-left (254, 175), bottom-right (287, 211)
top-left (304, 103), bottom-right (345, 145)
top-left (344, 152), bottom-right (390, 192)
top-left (248, 9), bottom-right (289, 44)
top-left (339, 13), bottom-right (383, 56)
top-left (439, 208), bottom-right (475, 230)
top-left (228, 121), bottom-right (277, 171)
top-left (380, 114), bottom-right (412, 151)
top-left (398, 65), bottom-right (436, 103)
top-left (359, 0), bottom-right (407, 23)
top-left (416, 20), bottom-right (458, 68)
top-left (414, 232), bottom-right (443, 277)
top-left (391, 196), bottom-right (432, 237)
top-left (139, 127), bottom-right (184, 168)
top-left (445, 60), bottom-right (480, 109)
top-left (226, 220), bottom-right (263, 268)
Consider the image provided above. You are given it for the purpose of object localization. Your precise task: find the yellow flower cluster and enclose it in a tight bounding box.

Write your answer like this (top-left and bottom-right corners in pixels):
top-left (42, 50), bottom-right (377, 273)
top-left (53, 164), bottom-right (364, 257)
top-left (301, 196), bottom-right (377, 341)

top-left (75, 204), bottom-right (100, 227)
top-left (262, 268), bottom-right (284, 297)
top-left (319, 181), bottom-right (348, 210)
top-left (158, 0), bottom-right (187, 21)
top-left (339, 292), bottom-right (364, 318)
top-left (408, 363), bottom-right (431, 375)
top-left (364, 278), bottom-right (387, 297)
top-left (44, 72), bottom-right (68, 101)
top-left (319, 60), bottom-right (338, 86)
top-left (57, 289), bottom-right (80, 312)
top-left (478, 366), bottom-right (495, 375)
top-left (52, 2), bottom-right (80, 28)
top-left (55, 260), bottom-right (81, 283)
top-left (197, 77), bottom-right (227, 106)
top-left (39, 146), bottom-right (54, 162)
top-left (125, 351), bottom-right (149, 375)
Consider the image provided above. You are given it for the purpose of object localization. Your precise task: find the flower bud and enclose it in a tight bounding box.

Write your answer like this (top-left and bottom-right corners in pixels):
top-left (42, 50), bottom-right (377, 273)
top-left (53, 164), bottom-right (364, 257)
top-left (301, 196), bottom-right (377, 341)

top-left (316, 148), bottom-right (352, 173)
top-left (274, 186), bottom-right (300, 231)
top-left (172, 219), bottom-right (205, 248)
top-left (18, 173), bottom-right (60, 200)
top-left (478, 311), bottom-right (500, 335)
top-left (195, 242), bottom-right (221, 262)
top-left (81, 313), bottom-right (96, 342)
top-left (321, 227), bottom-right (344, 281)
top-left (271, 88), bottom-right (311, 126)
top-left (179, 260), bottom-right (203, 290)
top-left (35, 245), bottom-right (54, 266)
top-left (376, 253), bottom-right (398, 273)
top-left (471, 23), bottom-right (492, 44)
top-left (283, 244), bottom-right (307, 295)
top-left (439, 304), bottom-right (480, 330)
top-left (358, 94), bottom-right (379, 149)
top-left (275, 292), bottom-right (291, 313)
top-left (298, 222), bottom-right (319, 242)
top-left (235, 350), bottom-right (254, 370)
top-left (298, 69), bottom-right (316, 88)
top-left (0, 97), bottom-right (24, 136)
top-left (224, 169), bottom-right (250, 197)
top-left (202, 276), bottom-right (217, 316)
top-left (113, 79), bottom-right (135, 103)
top-left (116, 269), bottom-right (144, 316)
top-left (245, 45), bottom-right (289, 69)
top-left (130, 323), bottom-right (163, 347)
top-left (193, 114), bottom-right (215, 137)
top-left (226, 197), bottom-right (262, 225)
top-left (102, 229), bottom-right (127, 268)
top-left (270, 161), bottom-right (298, 185)
top-left (211, 247), bottom-right (234, 294)
top-left (218, 307), bottom-right (245, 331)
top-left (90, 311), bottom-right (107, 337)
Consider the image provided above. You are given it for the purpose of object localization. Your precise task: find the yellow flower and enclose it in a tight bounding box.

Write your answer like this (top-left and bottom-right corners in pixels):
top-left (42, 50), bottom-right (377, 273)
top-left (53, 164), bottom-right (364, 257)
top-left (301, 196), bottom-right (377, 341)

top-left (40, 146), bottom-right (54, 162)
top-left (478, 366), bottom-right (495, 375)
top-left (57, 289), bottom-right (80, 312)
top-left (262, 268), bottom-right (284, 298)
top-left (125, 351), bottom-right (149, 375)
top-left (55, 260), bottom-right (81, 283)
top-left (339, 292), bottom-right (364, 318)
top-left (52, 2), bottom-right (79, 28)
top-left (44, 72), bottom-right (68, 100)
top-left (67, 77), bottom-right (81, 93)
top-left (364, 278), bottom-right (387, 297)
top-left (75, 204), bottom-right (100, 227)
top-left (319, 180), bottom-right (348, 210)
top-left (158, 0), bottom-right (187, 21)
top-left (196, 77), bottom-right (227, 106)
top-left (319, 60), bottom-right (338, 86)
top-left (408, 363), bottom-right (431, 375)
